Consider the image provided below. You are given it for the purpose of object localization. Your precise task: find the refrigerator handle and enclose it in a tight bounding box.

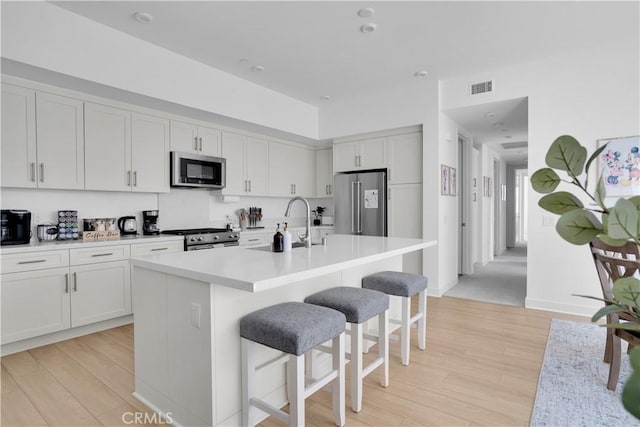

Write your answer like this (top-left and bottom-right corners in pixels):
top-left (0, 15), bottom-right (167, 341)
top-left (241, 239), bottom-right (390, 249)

top-left (351, 181), bottom-right (356, 233)
top-left (357, 180), bottom-right (362, 234)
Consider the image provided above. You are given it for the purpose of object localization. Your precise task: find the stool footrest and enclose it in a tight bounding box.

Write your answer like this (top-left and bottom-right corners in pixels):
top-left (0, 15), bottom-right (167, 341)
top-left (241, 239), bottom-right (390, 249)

top-left (249, 398), bottom-right (289, 424)
top-left (362, 357), bottom-right (384, 378)
top-left (305, 370), bottom-right (338, 398)
top-left (256, 353), bottom-right (289, 372)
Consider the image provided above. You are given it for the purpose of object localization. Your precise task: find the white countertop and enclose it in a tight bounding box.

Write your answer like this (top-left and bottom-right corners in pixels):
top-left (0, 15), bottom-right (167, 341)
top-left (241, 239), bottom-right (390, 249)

top-left (130, 234), bottom-right (436, 293)
top-left (0, 234), bottom-right (184, 254)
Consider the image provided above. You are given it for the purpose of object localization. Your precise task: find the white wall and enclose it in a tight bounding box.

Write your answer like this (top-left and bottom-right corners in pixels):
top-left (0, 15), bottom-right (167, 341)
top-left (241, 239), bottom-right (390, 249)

top-left (1, 1), bottom-right (319, 139)
top-left (441, 40), bottom-right (640, 315)
top-left (471, 146), bottom-right (481, 266)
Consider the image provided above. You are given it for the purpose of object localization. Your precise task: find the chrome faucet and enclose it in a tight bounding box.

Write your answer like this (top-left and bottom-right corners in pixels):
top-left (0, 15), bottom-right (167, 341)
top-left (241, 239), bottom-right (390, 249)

top-left (284, 196), bottom-right (312, 248)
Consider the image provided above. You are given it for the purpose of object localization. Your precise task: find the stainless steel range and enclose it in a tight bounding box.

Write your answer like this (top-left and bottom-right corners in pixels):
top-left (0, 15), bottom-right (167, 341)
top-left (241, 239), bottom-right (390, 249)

top-left (162, 228), bottom-right (240, 251)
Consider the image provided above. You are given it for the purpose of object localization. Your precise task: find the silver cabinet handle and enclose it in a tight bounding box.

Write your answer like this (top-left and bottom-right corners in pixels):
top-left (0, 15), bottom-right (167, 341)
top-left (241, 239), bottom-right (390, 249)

top-left (150, 247), bottom-right (168, 251)
top-left (351, 181), bottom-right (356, 233)
top-left (248, 180), bottom-right (251, 192)
top-left (73, 272), bottom-right (77, 292)
top-left (39, 163), bottom-right (44, 182)
top-left (133, 171), bottom-right (137, 187)
top-left (194, 137), bottom-right (198, 151)
top-left (199, 137), bottom-right (203, 151)
top-left (248, 238), bottom-right (260, 242)
top-left (64, 273), bottom-right (69, 293)
top-left (293, 184), bottom-right (296, 194)
top-left (30, 162), bottom-right (36, 182)
top-left (357, 180), bottom-right (362, 233)
top-left (91, 252), bottom-right (113, 257)
top-left (326, 184), bottom-right (329, 195)
top-left (127, 170), bottom-right (131, 186)
top-left (18, 259), bottom-right (46, 264)
top-left (329, 184), bottom-right (332, 194)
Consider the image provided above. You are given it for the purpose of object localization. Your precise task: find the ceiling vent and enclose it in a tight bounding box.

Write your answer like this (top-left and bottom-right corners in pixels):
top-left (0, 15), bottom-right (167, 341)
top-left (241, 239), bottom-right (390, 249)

top-left (470, 80), bottom-right (494, 95)
top-left (501, 141), bottom-right (528, 150)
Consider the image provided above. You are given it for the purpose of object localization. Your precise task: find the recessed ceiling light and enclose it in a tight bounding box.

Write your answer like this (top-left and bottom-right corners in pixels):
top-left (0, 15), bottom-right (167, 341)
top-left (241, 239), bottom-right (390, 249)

top-left (251, 65), bottom-right (265, 72)
top-left (360, 23), bottom-right (377, 33)
top-left (133, 12), bottom-right (153, 24)
top-left (485, 112), bottom-right (495, 118)
top-left (239, 58), bottom-right (249, 63)
top-left (414, 71), bottom-right (428, 78)
top-left (357, 8), bottom-right (376, 18)
top-left (505, 135), bottom-right (512, 139)
top-left (321, 95), bottom-right (331, 101)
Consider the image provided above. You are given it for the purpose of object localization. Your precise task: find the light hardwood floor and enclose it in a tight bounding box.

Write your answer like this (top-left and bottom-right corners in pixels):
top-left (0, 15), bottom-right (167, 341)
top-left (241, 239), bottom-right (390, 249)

top-left (1, 297), bottom-right (587, 426)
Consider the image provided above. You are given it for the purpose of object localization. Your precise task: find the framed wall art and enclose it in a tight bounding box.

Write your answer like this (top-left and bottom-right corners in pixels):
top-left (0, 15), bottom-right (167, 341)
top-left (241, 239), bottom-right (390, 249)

top-left (597, 135), bottom-right (640, 198)
top-left (441, 164), bottom-right (450, 195)
top-left (449, 167), bottom-right (457, 196)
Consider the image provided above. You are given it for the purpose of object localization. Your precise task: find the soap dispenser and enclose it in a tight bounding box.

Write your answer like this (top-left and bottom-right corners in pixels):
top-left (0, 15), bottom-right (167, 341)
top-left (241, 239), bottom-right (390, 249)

top-left (273, 223), bottom-right (284, 252)
top-left (283, 222), bottom-right (292, 252)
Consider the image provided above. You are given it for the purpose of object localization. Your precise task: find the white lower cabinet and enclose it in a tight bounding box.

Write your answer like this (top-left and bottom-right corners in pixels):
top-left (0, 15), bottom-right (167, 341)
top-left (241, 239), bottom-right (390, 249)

top-left (1, 267), bottom-right (71, 345)
top-left (239, 234), bottom-right (268, 247)
top-left (388, 183), bottom-right (423, 274)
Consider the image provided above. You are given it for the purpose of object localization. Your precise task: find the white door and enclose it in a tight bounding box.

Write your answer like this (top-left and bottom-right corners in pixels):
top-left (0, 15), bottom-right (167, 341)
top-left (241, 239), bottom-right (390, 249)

top-left (388, 133), bottom-right (422, 184)
top-left (1, 268), bottom-right (71, 344)
top-left (359, 138), bottom-right (386, 169)
top-left (221, 131), bottom-right (246, 195)
top-left (35, 92), bottom-right (85, 190)
top-left (388, 183), bottom-right (423, 274)
top-left (315, 148), bottom-right (333, 196)
top-left (198, 126), bottom-right (222, 157)
top-left (70, 261), bottom-right (131, 327)
top-left (84, 103), bottom-right (132, 191)
top-left (1, 84), bottom-right (36, 188)
top-left (333, 142), bottom-right (359, 172)
top-left (170, 120), bottom-right (199, 153)
top-left (245, 136), bottom-right (268, 195)
top-left (131, 113), bottom-right (169, 193)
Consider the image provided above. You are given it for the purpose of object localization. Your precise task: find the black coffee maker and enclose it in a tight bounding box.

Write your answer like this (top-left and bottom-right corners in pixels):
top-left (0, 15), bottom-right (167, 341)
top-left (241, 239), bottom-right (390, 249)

top-left (142, 210), bottom-right (160, 235)
top-left (1, 210), bottom-right (32, 245)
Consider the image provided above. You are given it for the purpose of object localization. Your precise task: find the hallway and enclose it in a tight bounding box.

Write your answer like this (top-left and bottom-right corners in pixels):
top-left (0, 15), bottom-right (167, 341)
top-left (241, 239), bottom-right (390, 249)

top-left (445, 245), bottom-right (527, 307)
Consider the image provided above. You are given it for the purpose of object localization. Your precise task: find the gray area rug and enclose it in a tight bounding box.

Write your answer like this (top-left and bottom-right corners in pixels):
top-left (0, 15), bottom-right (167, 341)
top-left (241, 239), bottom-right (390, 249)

top-left (531, 319), bottom-right (638, 426)
top-left (445, 245), bottom-right (526, 307)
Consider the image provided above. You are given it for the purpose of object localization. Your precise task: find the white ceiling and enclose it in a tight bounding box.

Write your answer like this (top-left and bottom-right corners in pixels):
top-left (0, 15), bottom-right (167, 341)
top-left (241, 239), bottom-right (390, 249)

top-left (52, 1), bottom-right (637, 107)
top-left (445, 97), bottom-right (529, 164)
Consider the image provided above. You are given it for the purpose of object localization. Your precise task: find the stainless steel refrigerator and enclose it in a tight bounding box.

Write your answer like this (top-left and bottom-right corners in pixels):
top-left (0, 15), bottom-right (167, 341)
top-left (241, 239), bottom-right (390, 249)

top-left (334, 170), bottom-right (387, 236)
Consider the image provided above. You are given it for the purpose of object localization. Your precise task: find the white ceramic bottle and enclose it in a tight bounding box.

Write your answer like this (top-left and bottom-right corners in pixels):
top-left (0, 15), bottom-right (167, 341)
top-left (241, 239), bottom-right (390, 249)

top-left (282, 222), bottom-right (292, 252)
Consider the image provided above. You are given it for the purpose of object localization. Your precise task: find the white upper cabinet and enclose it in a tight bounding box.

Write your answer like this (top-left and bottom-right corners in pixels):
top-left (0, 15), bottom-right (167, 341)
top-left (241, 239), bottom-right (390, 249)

top-left (387, 132), bottom-right (423, 184)
top-left (35, 92), bottom-right (85, 189)
top-left (269, 142), bottom-right (314, 197)
top-left (221, 132), bottom-right (268, 196)
top-left (171, 120), bottom-right (221, 157)
top-left (131, 113), bottom-right (170, 193)
top-left (333, 138), bottom-right (386, 172)
top-left (1, 83), bottom-right (37, 188)
top-left (85, 102), bottom-right (132, 191)
top-left (315, 148), bottom-right (333, 197)
top-left (85, 103), bottom-right (169, 193)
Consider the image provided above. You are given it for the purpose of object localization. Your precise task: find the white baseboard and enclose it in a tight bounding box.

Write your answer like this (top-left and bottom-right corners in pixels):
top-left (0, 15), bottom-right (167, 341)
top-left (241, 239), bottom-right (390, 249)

top-left (428, 279), bottom-right (457, 297)
top-left (525, 297), bottom-right (594, 318)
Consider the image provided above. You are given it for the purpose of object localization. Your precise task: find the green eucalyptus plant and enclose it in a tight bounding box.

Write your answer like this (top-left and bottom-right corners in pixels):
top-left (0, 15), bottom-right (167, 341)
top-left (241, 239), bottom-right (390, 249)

top-left (531, 135), bottom-right (640, 419)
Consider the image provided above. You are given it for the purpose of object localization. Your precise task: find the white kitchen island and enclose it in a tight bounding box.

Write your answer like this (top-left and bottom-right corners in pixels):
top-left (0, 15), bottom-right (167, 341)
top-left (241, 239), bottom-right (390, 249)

top-left (130, 234), bottom-right (436, 427)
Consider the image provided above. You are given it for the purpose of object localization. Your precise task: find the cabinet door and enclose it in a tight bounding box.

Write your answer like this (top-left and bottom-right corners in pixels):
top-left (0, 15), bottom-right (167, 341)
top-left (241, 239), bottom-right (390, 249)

top-left (1, 84), bottom-right (37, 188)
top-left (85, 103), bottom-right (132, 191)
top-left (359, 137), bottom-right (387, 169)
top-left (1, 268), bottom-right (71, 344)
top-left (268, 142), bottom-right (294, 197)
top-left (70, 260), bottom-right (131, 327)
top-left (170, 120), bottom-right (199, 153)
top-left (245, 137), bottom-right (268, 196)
top-left (221, 131), bottom-right (246, 195)
top-left (315, 148), bottom-right (333, 197)
top-left (295, 148), bottom-right (315, 197)
top-left (198, 126), bottom-right (222, 157)
top-left (388, 132), bottom-right (422, 184)
top-left (132, 113), bottom-right (170, 193)
top-left (35, 92), bottom-right (85, 190)
top-left (333, 142), bottom-right (358, 173)
top-left (388, 184), bottom-right (423, 274)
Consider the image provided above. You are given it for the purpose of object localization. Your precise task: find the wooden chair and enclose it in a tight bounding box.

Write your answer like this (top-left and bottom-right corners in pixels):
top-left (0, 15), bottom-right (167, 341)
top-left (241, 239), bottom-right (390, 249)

top-left (589, 238), bottom-right (640, 390)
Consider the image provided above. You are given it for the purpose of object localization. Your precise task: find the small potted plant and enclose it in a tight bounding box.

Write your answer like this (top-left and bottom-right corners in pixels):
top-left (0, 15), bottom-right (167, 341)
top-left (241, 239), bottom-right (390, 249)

top-left (312, 206), bottom-right (325, 226)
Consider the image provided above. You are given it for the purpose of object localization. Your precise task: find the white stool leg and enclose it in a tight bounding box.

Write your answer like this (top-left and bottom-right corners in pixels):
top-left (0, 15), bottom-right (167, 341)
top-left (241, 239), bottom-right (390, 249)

top-left (241, 338), bottom-right (255, 427)
top-left (401, 296), bottom-right (411, 366)
top-left (351, 322), bottom-right (363, 413)
top-left (287, 354), bottom-right (305, 427)
top-left (379, 310), bottom-right (389, 387)
top-left (418, 290), bottom-right (427, 350)
top-left (332, 333), bottom-right (345, 427)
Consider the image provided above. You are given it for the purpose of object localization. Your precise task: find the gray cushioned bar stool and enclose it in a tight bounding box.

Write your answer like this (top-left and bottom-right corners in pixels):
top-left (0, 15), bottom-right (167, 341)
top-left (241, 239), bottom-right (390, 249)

top-left (362, 271), bottom-right (428, 366)
top-left (240, 302), bottom-right (346, 427)
top-left (304, 287), bottom-right (389, 413)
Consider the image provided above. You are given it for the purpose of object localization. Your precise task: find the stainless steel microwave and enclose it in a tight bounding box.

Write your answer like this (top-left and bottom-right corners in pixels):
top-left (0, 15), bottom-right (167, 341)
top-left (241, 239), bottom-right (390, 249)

top-left (170, 152), bottom-right (226, 189)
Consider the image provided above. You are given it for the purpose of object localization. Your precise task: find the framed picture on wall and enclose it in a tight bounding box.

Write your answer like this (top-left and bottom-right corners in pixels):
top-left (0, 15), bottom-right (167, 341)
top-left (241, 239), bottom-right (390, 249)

top-left (441, 164), bottom-right (450, 195)
top-left (449, 167), bottom-right (457, 196)
top-left (597, 135), bottom-right (640, 198)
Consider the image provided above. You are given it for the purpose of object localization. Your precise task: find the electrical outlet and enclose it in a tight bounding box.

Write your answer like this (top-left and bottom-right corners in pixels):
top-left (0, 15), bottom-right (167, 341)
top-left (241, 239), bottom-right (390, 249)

top-left (191, 303), bottom-right (201, 328)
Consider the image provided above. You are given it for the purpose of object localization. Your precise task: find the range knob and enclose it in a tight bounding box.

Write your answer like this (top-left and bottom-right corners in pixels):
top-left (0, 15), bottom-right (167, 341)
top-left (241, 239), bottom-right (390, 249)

top-left (197, 236), bottom-right (204, 242)
top-left (189, 237), bottom-right (196, 242)
top-left (214, 235), bottom-right (220, 240)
